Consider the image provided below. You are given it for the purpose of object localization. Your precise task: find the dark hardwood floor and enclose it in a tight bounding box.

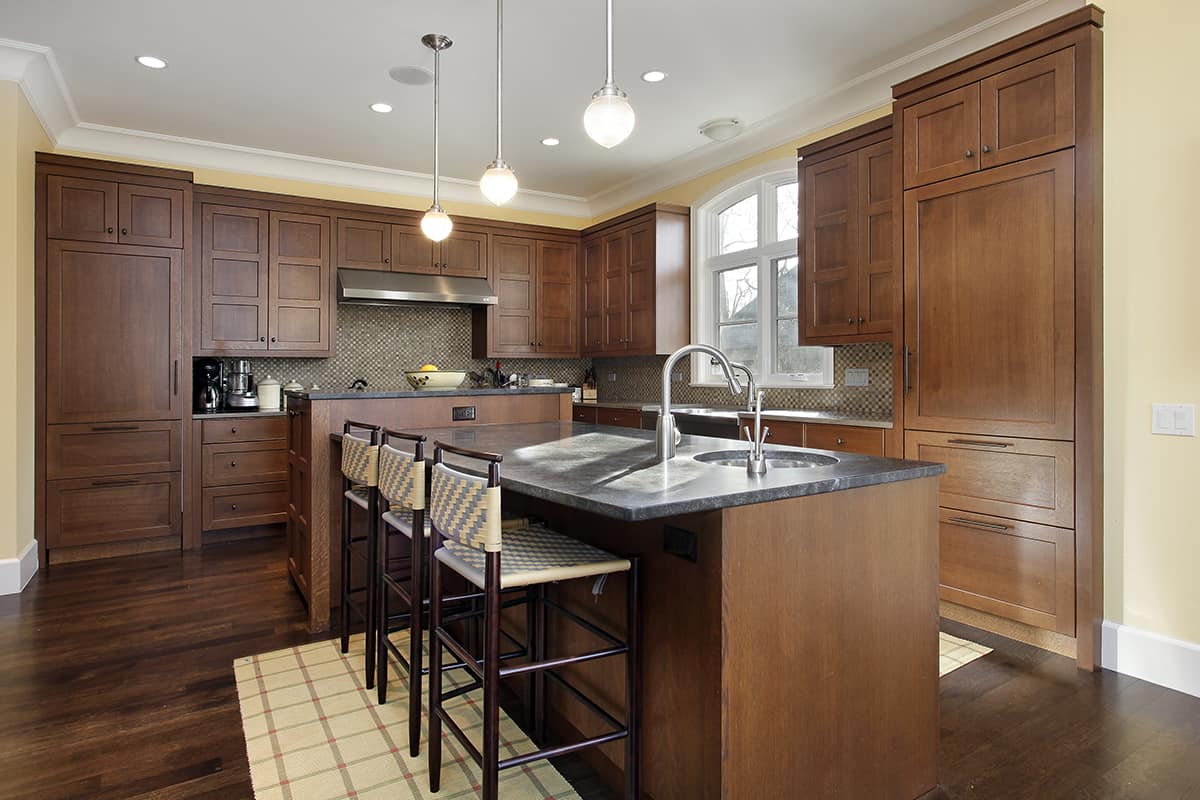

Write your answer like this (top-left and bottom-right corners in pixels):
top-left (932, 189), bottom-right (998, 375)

top-left (0, 538), bottom-right (1196, 799)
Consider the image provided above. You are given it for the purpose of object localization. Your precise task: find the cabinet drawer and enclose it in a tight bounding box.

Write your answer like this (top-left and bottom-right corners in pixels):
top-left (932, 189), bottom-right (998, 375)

top-left (758, 419), bottom-right (804, 447)
top-left (938, 509), bottom-right (1074, 635)
top-left (202, 482), bottom-right (288, 531)
top-left (572, 405), bottom-right (598, 424)
top-left (46, 472), bottom-right (180, 549)
top-left (905, 431), bottom-right (1074, 527)
top-left (202, 442), bottom-right (288, 486)
top-left (201, 415), bottom-right (287, 444)
top-left (47, 421), bottom-right (181, 479)
top-left (804, 423), bottom-right (885, 456)
top-left (595, 407), bottom-right (643, 429)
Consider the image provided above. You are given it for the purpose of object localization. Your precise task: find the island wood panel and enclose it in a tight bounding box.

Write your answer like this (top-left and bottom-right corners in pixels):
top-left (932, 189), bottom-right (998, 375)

top-left (46, 421), bottom-right (182, 479)
top-left (720, 477), bottom-right (939, 799)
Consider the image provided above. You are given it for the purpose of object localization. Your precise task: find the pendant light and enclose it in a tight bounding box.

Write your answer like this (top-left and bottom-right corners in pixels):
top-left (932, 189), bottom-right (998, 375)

top-left (583, 0), bottom-right (635, 148)
top-left (421, 34), bottom-right (453, 242)
top-left (479, 0), bottom-right (518, 205)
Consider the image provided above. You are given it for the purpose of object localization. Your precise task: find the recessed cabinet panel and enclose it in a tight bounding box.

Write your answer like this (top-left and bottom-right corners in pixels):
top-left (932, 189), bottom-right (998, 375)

top-left (118, 184), bottom-right (184, 247)
top-left (440, 231), bottom-right (488, 278)
top-left (981, 48), bottom-right (1075, 168)
top-left (46, 473), bottom-right (180, 549)
top-left (903, 84), bottom-right (981, 188)
top-left (804, 154), bottom-right (858, 338)
top-left (46, 421), bottom-right (182, 480)
top-left (46, 176), bottom-right (117, 243)
top-left (536, 240), bottom-right (578, 354)
top-left (202, 205), bottom-right (269, 351)
top-left (490, 236), bottom-right (537, 354)
top-left (858, 142), bottom-right (894, 334)
top-left (392, 224), bottom-right (437, 274)
top-left (268, 212), bottom-right (330, 351)
top-left (337, 219), bottom-right (392, 271)
top-left (581, 237), bottom-right (604, 353)
top-left (603, 231), bottom-right (629, 350)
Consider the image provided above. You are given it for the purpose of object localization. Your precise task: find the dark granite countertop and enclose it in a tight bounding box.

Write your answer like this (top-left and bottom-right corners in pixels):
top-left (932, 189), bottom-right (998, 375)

top-left (574, 401), bottom-right (893, 429)
top-left (290, 386), bottom-right (573, 401)
top-left (332, 421), bottom-right (940, 521)
top-left (193, 409), bottom-right (287, 419)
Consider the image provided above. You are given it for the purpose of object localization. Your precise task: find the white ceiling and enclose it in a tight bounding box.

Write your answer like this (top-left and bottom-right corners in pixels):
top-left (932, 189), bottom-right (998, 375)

top-left (0, 0), bottom-right (1074, 214)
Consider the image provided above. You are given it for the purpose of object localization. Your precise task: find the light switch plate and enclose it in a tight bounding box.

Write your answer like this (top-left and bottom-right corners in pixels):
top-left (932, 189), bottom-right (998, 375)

top-left (608, 372), bottom-right (617, 382)
top-left (844, 368), bottom-right (869, 387)
top-left (1151, 403), bottom-right (1196, 436)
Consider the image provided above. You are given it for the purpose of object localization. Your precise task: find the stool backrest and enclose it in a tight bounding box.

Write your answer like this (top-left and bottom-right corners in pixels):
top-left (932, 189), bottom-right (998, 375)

top-left (341, 422), bottom-right (380, 486)
top-left (379, 430), bottom-right (426, 511)
top-left (430, 442), bottom-right (503, 553)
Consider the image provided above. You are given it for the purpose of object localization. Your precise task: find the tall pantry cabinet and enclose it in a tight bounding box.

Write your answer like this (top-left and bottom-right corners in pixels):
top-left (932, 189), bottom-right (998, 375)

top-left (895, 7), bottom-right (1103, 669)
top-left (37, 155), bottom-right (192, 565)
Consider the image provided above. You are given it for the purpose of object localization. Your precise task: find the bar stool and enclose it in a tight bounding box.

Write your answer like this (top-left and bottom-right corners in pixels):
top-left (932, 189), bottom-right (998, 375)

top-left (339, 420), bottom-right (382, 689)
top-left (426, 441), bottom-right (641, 800)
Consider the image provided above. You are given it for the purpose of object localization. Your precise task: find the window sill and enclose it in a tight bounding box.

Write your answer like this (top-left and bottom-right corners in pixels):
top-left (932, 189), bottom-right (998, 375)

top-left (689, 381), bottom-right (836, 391)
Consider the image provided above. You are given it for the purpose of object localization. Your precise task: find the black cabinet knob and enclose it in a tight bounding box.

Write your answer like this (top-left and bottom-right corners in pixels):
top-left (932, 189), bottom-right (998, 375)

top-left (858, 316), bottom-right (864, 324)
top-left (847, 318), bottom-right (854, 325)
top-left (231, 503), bottom-right (238, 511)
top-left (106, 227), bottom-right (114, 234)
top-left (260, 336), bottom-right (266, 342)
top-left (965, 149), bottom-right (974, 158)
top-left (271, 337), bottom-right (276, 342)
top-left (982, 144), bottom-right (992, 153)
top-left (231, 427), bottom-right (238, 434)
top-left (120, 228), bottom-right (128, 235)
top-left (836, 438), bottom-right (846, 445)
top-left (384, 257), bottom-right (391, 264)
top-left (230, 461), bottom-right (237, 468)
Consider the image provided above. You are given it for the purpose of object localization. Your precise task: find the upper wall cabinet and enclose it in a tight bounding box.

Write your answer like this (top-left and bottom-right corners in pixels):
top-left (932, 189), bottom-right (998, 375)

top-left (199, 200), bottom-right (333, 357)
top-left (47, 175), bottom-right (184, 248)
top-left (903, 49), bottom-right (1075, 189)
top-left (579, 204), bottom-right (690, 358)
top-left (471, 235), bottom-right (578, 358)
top-left (335, 217), bottom-right (487, 279)
top-left (797, 118), bottom-right (895, 345)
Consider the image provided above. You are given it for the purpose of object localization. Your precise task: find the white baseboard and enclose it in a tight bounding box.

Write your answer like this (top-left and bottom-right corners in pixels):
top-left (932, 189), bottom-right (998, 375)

top-left (0, 539), bottom-right (39, 595)
top-left (1102, 620), bottom-right (1200, 699)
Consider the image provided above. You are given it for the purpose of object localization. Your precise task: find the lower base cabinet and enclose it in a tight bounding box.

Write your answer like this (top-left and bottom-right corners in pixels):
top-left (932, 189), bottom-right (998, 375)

top-left (198, 415), bottom-right (289, 539)
top-left (46, 472), bottom-right (181, 563)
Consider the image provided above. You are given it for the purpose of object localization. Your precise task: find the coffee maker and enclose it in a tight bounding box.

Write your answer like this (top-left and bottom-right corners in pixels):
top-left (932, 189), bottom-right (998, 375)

top-left (225, 359), bottom-right (258, 409)
top-left (194, 358), bottom-right (225, 413)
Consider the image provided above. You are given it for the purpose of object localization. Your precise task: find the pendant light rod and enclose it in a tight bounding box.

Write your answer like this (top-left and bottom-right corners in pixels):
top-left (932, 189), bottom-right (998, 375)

top-left (496, 0), bottom-right (503, 161)
top-left (604, 0), bottom-right (614, 86)
top-left (422, 33), bottom-right (452, 207)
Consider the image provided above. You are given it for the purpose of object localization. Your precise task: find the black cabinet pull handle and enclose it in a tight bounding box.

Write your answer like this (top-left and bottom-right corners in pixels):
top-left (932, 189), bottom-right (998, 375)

top-left (92, 478), bottom-right (138, 487)
top-left (948, 516), bottom-right (1010, 532)
top-left (91, 424), bottom-right (139, 432)
top-left (173, 360), bottom-right (178, 395)
top-left (946, 438), bottom-right (1013, 449)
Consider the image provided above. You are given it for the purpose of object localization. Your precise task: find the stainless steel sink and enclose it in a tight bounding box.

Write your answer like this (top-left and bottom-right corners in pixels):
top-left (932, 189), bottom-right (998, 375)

top-left (692, 449), bottom-right (839, 469)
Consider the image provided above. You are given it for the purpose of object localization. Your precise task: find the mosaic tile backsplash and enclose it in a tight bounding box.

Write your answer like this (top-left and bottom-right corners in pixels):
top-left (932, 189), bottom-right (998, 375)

top-left (594, 342), bottom-right (893, 417)
top-left (243, 304), bottom-right (589, 392)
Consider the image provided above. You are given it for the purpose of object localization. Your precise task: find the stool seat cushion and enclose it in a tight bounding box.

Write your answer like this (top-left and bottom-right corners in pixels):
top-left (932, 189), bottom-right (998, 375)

top-left (382, 508), bottom-right (431, 538)
top-left (435, 525), bottom-right (631, 589)
top-left (345, 485), bottom-right (374, 510)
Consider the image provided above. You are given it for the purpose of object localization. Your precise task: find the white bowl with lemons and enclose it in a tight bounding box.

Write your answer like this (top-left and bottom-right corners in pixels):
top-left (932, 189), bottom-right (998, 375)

top-left (404, 364), bottom-right (467, 390)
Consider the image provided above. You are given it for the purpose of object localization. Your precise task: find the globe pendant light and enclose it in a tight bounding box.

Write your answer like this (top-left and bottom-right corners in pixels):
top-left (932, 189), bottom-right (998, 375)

top-left (479, 0), bottom-right (518, 206)
top-left (421, 34), bottom-right (453, 242)
top-left (584, 0), bottom-right (635, 148)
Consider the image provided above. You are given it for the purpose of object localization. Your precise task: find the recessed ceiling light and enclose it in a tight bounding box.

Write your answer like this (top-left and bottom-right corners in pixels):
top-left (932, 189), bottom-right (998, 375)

top-left (136, 55), bottom-right (167, 70)
top-left (541, 137), bottom-right (560, 147)
top-left (641, 70), bottom-right (667, 83)
top-left (370, 102), bottom-right (393, 114)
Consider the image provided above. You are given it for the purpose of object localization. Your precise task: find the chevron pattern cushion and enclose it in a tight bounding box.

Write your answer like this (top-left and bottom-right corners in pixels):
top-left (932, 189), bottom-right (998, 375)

top-left (429, 463), bottom-right (501, 553)
top-left (340, 434), bottom-right (379, 487)
top-left (382, 508), bottom-right (431, 538)
top-left (436, 524), bottom-right (631, 589)
top-left (378, 443), bottom-right (425, 511)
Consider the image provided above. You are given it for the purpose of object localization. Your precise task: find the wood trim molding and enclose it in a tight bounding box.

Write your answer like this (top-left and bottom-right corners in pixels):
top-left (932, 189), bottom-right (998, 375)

top-left (36, 152), bottom-right (193, 183)
top-left (796, 114), bottom-right (893, 160)
top-left (582, 203), bottom-right (690, 236)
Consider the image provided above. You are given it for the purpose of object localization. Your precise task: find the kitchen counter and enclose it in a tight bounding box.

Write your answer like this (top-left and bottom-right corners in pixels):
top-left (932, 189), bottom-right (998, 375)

top-left (332, 421), bottom-right (938, 521)
top-left (290, 386), bottom-right (572, 401)
top-left (574, 400), bottom-right (893, 429)
top-left (192, 408), bottom-right (288, 419)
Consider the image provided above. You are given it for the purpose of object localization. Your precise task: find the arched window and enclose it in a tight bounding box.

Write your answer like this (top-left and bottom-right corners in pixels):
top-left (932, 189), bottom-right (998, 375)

top-left (691, 162), bottom-right (833, 387)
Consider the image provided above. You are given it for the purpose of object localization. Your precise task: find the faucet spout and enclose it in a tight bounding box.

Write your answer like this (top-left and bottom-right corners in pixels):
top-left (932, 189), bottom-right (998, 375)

top-left (656, 344), bottom-right (742, 461)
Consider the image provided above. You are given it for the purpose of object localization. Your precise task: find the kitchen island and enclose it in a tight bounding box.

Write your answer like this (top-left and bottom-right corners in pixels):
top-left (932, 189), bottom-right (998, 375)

top-left (328, 421), bottom-right (944, 799)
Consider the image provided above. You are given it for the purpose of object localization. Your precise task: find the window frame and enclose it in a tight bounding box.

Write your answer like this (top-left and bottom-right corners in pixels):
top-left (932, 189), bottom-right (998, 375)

top-left (690, 162), bottom-right (833, 388)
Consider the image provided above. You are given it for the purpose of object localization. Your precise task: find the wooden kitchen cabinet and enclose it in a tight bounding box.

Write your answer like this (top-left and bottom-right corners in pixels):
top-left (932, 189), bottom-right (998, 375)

top-left (47, 175), bottom-right (184, 248)
top-left (579, 204), bottom-right (690, 357)
top-left (472, 235), bottom-right (578, 358)
top-left (797, 117), bottom-right (895, 344)
top-left (46, 421), bottom-right (182, 480)
top-left (198, 200), bottom-right (334, 357)
top-left (336, 218), bottom-right (393, 271)
top-left (903, 151), bottom-right (1075, 440)
top-left (335, 217), bottom-right (485, 278)
top-left (903, 49), bottom-right (1074, 189)
top-left (45, 241), bottom-right (182, 424)
top-left (45, 472), bottom-right (181, 559)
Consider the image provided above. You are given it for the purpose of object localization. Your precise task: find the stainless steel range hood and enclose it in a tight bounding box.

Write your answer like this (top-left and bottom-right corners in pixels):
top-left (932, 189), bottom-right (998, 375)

top-left (337, 268), bottom-right (498, 306)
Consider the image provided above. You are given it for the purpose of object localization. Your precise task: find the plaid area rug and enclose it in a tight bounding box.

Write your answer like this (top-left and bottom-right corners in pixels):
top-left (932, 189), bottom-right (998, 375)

top-left (939, 631), bottom-right (992, 675)
top-left (234, 633), bottom-right (581, 800)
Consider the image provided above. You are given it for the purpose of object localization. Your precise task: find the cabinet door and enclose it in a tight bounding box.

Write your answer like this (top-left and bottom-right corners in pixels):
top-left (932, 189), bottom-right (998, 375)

top-left (46, 175), bottom-right (117, 243)
top-left (46, 241), bottom-right (181, 423)
top-left (46, 472), bottom-right (181, 550)
top-left (902, 84), bottom-right (981, 188)
top-left (857, 142), bottom-right (894, 335)
top-left (47, 421), bottom-right (182, 480)
top-left (904, 151), bottom-right (1075, 439)
top-left (536, 240), bottom-right (578, 354)
top-left (336, 218), bottom-right (392, 271)
top-left (580, 236), bottom-right (605, 354)
top-left (980, 49), bottom-right (1075, 169)
top-left (491, 235), bottom-right (537, 354)
top-left (202, 204), bottom-right (269, 351)
top-left (118, 184), bottom-right (184, 247)
top-left (268, 212), bottom-right (330, 352)
top-left (391, 224), bottom-right (438, 274)
top-left (803, 153), bottom-right (859, 338)
top-left (602, 229), bottom-right (629, 351)
top-left (439, 230), bottom-right (488, 278)
top-left (626, 221), bottom-right (656, 352)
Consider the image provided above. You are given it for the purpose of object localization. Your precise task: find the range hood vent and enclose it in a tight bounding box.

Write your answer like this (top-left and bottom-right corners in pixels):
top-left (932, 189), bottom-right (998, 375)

top-left (337, 268), bottom-right (498, 306)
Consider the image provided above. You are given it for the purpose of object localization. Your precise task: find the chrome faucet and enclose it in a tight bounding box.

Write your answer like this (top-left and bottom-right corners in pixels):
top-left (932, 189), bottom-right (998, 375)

top-left (728, 362), bottom-right (757, 412)
top-left (743, 390), bottom-right (770, 475)
top-left (656, 344), bottom-right (742, 461)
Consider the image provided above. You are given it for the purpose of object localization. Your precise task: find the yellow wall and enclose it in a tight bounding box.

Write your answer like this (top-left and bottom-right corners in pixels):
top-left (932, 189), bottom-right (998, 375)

top-left (1100, 0), bottom-right (1199, 645)
top-left (0, 83), bottom-right (50, 561)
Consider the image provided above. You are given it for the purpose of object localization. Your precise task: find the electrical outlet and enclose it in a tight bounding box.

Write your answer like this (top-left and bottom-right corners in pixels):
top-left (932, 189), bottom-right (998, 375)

top-left (844, 368), bottom-right (869, 387)
top-left (1152, 403), bottom-right (1196, 436)
top-left (608, 372), bottom-right (617, 382)
top-left (672, 372), bottom-right (684, 383)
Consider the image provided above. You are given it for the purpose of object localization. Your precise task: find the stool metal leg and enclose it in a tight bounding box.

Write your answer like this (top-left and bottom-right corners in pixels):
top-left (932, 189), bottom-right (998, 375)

top-left (482, 552), bottom-right (502, 800)
top-left (407, 521), bottom-right (425, 756)
top-left (625, 557), bottom-right (641, 800)
top-left (339, 488), bottom-right (351, 654)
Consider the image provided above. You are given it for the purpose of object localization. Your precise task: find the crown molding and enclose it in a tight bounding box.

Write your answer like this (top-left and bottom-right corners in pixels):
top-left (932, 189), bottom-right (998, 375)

top-left (3, 0), bottom-right (1082, 223)
top-left (585, 0), bottom-right (1083, 217)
